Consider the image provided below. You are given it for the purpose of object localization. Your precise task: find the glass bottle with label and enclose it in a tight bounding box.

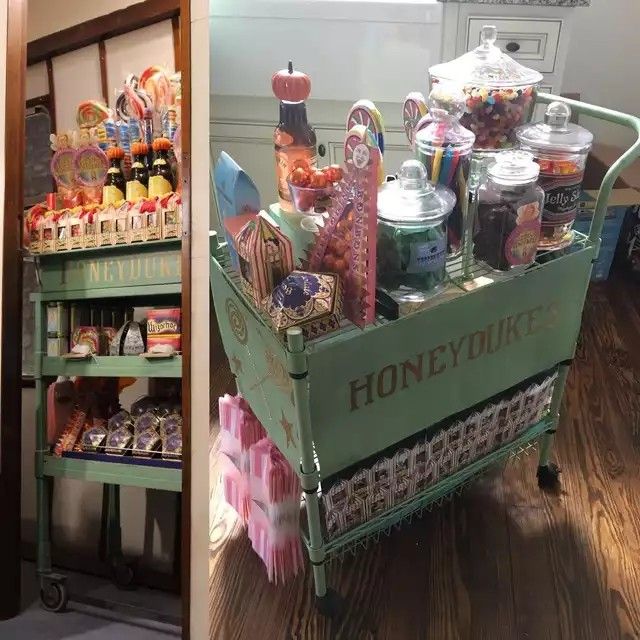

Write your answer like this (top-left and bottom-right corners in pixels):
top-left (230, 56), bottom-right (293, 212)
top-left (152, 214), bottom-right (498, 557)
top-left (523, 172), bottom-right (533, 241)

top-left (272, 61), bottom-right (317, 212)
top-left (473, 150), bottom-right (544, 272)
top-left (516, 101), bottom-right (593, 249)
top-left (126, 142), bottom-right (149, 201)
top-left (103, 146), bottom-right (126, 205)
top-left (148, 137), bottom-right (176, 198)
top-left (376, 160), bottom-right (456, 301)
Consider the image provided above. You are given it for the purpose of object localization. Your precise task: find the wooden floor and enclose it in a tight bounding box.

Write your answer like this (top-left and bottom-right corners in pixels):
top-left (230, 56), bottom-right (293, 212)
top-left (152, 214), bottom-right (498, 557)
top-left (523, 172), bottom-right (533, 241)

top-left (209, 272), bottom-right (640, 640)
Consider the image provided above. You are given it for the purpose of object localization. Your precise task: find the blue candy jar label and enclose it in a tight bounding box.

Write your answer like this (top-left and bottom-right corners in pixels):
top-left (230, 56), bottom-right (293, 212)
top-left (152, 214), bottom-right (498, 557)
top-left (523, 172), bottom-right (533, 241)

top-left (407, 237), bottom-right (447, 273)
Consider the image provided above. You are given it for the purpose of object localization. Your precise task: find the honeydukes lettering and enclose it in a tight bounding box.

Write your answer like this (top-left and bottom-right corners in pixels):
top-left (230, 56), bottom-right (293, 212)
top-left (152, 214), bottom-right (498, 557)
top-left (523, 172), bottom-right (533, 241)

top-left (349, 301), bottom-right (560, 411)
top-left (64, 253), bottom-right (180, 285)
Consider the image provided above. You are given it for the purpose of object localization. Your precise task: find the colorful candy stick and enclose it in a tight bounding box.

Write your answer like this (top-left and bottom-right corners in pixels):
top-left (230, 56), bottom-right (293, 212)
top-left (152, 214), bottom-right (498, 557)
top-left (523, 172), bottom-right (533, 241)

top-left (403, 92), bottom-right (428, 147)
top-left (346, 99), bottom-right (385, 155)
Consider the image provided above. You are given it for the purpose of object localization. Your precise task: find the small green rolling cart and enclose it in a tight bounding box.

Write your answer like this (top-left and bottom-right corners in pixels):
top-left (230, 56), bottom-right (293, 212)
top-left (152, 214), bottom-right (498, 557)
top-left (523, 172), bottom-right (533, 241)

top-left (210, 94), bottom-right (640, 615)
top-left (31, 240), bottom-right (183, 612)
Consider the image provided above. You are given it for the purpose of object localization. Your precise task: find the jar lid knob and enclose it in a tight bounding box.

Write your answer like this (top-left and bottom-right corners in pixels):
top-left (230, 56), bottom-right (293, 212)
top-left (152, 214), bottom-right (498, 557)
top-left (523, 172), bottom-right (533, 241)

top-left (544, 101), bottom-right (572, 131)
top-left (398, 160), bottom-right (429, 190)
top-left (480, 25), bottom-right (498, 49)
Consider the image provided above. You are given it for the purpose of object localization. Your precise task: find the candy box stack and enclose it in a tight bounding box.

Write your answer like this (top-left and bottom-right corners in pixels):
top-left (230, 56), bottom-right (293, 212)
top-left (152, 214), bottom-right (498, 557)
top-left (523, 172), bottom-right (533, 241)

top-left (146, 308), bottom-right (181, 352)
top-left (320, 371), bottom-right (557, 539)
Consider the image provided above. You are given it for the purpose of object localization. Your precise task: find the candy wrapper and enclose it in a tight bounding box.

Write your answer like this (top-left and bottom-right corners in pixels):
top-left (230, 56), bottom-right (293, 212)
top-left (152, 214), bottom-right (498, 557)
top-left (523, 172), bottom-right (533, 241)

top-left (305, 128), bottom-right (379, 328)
top-left (264, 270), bottom-right (343, 340)
top-left (147, 308), bottom-right (181, 352)
top-left (160, 192), bottom-right (181, 239)
top-left (54, 211), bottom-right (69, 252)
top-left (105, 426), bottom-right (133, 455)
top-left (81, 206), bottom-right (99, 248)
top-left (235, 212), bottom-right (294, 308)
top-left (128, 199), bottom-right (147, 242)
top-left (67, 208), bottom-right (85, 249)
top-left (81, 422), bottom-right (108, 452)
top-left (71, 326), bottom-right (100, 354)
top-left (113, 201), bottom-right (129, 244)
top-left (53, 408), bottom-right (87, 456)
top-left (141, 198), bottom-right (161, 240)
top-left (97, 206), bottom-right (114, 246)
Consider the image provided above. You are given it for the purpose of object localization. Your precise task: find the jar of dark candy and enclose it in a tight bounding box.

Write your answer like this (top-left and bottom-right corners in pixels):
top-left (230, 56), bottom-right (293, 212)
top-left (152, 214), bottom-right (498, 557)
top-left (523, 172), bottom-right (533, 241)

top-left (473, 150), bottom-right (544, 272)
top-left (377, 160), bottom-right (456, 300)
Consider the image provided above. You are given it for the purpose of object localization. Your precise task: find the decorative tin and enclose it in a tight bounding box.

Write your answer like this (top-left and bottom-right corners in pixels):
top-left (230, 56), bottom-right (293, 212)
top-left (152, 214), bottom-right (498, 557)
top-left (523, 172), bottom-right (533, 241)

top-left (235, 212), bottom-right (294, 308)
top-left (71, 326), bottom-right (100, 353)
top-left (263, 270), bottom-right (343, 340)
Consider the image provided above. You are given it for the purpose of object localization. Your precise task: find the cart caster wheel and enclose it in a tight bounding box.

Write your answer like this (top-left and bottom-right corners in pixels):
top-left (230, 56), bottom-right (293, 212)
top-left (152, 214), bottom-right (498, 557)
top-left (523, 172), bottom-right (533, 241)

top-left (315, 588), bottom-right (344, 619)
top-left (110, 560), bottom-right (136, 590)
top-left (40, 581), bottom-right (69, 613)
top-left (537, 462), bottom-right (561, 492)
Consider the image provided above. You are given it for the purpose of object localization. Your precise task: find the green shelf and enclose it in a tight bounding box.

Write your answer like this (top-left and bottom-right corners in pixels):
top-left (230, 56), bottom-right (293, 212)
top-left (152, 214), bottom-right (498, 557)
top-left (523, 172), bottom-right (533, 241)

top-left (31, 283), bottom-right (181, 303)
top-left (42, 454), bottom-right (182, 492)
top-left (41, 355), bottom-right (182, 378)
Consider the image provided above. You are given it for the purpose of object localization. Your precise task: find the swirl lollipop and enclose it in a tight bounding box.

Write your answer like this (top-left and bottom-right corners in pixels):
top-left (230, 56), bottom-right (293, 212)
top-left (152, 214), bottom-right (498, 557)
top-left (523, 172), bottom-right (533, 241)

top-left (403, 92), bottom-right (428, 147)
top-left (346, 99), bottom-right (385, 155)
top-left (344, 124), bottom-right (383, 183)
top-left (76, 100), bottom-right (110, 129)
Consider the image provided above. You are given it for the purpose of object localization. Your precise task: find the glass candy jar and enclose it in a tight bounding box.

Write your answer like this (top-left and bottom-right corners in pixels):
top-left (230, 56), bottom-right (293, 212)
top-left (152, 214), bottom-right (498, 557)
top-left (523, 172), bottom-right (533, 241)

top-left (415, 84), bottom-right (475, 257)
top-left (473, 150), bottom-right (544, 272)
top-left (377, 160), bottom-right (456, 300)
top-left (429, 25), bottom-right (543, 151)
top-left (516, 101), bottom-right (593, 249)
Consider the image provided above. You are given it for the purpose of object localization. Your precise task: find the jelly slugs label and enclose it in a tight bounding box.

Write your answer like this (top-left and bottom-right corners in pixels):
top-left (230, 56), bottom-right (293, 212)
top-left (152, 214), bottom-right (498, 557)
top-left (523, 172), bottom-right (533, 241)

top-left (505, 201), bottom-right (541, 266)
top-left (539, 171), bottom-right (583, 224)
top-left (148, 175), bottom-right (173, 198)
top-left (102, 185), bottom-right (124, 205)
top-left (407, 237), bottom-right (447, 273)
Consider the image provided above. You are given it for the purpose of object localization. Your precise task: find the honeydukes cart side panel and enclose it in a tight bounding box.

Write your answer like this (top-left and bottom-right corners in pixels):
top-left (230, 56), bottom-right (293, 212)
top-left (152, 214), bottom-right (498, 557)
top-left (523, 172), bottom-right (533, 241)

top-left (306, 247), bottom-right (595, 478)
top-left (211, 258), bottom-right (300, 468)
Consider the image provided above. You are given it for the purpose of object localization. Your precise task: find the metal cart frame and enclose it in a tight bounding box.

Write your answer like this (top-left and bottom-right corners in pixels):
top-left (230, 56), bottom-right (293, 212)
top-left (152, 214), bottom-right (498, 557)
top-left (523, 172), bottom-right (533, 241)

top-left (210, 94), bottom-right (640, 615)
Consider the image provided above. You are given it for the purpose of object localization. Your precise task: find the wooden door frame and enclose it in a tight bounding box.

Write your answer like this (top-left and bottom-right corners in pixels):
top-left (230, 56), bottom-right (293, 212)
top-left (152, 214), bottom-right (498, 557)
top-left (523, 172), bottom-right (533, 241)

top-left (0, 0), bottom-right (27, 621)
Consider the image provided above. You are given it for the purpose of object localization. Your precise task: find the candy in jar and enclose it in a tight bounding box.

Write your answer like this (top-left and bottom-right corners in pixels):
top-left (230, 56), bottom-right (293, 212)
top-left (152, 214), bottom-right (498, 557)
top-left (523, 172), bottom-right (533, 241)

top-left (516, 102), bottom-right (593, 249)
top-left (429, 25), bottom-right (542, 151)
top-left (415, 84), bottom-right (475, 257)
top-left (473, 150), bottom-right (544, 272)
top-left (377, 160), bottom-right (456, 300)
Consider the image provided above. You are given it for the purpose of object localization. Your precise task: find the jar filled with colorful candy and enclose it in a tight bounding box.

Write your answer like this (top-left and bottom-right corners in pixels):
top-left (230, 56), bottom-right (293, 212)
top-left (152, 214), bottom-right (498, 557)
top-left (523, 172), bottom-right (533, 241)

top-left (377, 160), bottom-right (456, 300)
top-left (428, 25), bottom-right (542, 151)
top-left (415, 84), bottom-right (475, 257)
top-left (516, 101), bottom-right (593, 250)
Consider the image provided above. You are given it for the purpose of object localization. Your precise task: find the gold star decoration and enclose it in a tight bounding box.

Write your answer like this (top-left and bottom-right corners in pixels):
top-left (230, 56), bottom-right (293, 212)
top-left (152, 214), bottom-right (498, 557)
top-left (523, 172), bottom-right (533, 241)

top-left (280, 410), bottom-right (296, 448)
top-left (230, 354), bottom-right (243, 375)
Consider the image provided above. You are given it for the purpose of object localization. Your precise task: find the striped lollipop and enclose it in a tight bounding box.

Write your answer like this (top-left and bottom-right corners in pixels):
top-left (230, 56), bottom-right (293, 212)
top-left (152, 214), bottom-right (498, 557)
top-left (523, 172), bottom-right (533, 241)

top-left (76, 100), bottom-right (110, 129)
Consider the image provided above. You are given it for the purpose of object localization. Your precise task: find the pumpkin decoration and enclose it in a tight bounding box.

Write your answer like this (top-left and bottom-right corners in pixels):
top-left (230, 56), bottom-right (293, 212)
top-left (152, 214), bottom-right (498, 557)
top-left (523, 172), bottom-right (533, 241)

top-left (152, 137), bottom-right (172, 152)
top-left (271, 60), bottom-right (311, 103)
top-left (106, 146), bottom-right (125, 161)
top-left (131, 141), bottom-right (149, 156)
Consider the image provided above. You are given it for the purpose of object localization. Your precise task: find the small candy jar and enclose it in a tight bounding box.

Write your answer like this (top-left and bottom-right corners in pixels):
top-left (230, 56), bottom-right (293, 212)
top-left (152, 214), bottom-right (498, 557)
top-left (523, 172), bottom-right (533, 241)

top-left (473, 150), bottom-right (544, 273)
top-left (415, 84), bottom-right (475, 257)
top-left (377, 160), bottom-right (456, 300)
top-left (516, 102), bottom-right (593, 250)
top-left (429, 25), bottom-right (542, 151)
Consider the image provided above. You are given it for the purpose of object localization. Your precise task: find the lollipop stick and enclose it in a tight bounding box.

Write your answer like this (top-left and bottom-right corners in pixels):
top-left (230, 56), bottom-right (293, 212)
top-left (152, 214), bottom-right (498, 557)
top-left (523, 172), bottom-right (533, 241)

top-left (431, 147), bottom-right (444, 183)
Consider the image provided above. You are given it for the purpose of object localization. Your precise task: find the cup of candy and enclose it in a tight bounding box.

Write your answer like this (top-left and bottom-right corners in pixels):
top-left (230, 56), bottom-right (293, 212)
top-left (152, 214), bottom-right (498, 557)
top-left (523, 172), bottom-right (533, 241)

top-left (287, 163), bottom-right (343, 213)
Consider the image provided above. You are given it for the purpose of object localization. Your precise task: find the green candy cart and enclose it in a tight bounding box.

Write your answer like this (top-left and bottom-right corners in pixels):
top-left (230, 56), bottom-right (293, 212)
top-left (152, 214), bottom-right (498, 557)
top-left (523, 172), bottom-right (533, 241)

top-left (210, 94), bottom-right (640, 615)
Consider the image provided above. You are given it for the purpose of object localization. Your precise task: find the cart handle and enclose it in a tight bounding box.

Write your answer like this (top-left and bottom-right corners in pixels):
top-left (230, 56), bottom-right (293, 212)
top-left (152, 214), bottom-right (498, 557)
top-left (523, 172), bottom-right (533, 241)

top-left (536, 92), bottom-right (640, 247)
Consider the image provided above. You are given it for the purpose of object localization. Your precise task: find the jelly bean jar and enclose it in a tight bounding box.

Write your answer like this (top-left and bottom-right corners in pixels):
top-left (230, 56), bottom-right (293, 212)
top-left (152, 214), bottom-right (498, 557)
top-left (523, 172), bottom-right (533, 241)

top-left (516, 101), bottom-right (593, 250)
top-left (377, 160), bottom-right (456, 301)
top-left (473, 150), bottom-right (544, 273)
top-left (429, 25), bottom-right (543, 151)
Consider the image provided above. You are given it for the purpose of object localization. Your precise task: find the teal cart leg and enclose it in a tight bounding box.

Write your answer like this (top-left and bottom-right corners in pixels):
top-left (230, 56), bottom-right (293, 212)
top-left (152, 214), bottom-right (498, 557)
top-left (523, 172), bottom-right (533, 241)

top-left (537, 363), bottom-right (570, 491)
top-left (286, 328), bottom-right (342, 618)
top-left (105, 484), bottom-right (135, 589)
top-left (35, 300), bottom-right (69, 612)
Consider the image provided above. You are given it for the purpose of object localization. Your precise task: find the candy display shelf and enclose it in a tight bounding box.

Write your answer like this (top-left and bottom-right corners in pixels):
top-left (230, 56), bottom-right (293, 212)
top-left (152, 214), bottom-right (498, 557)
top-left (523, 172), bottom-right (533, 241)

top-left (210, 93), bottom-right (640, 616)
top-left (35, 237), bottom-right (181, 259)
top-left (41, 453), bottom-right (182, 492)
top-left (33, 241), bottom-right (182, 611)
top-left (41, 355), bottom-right (182, 378)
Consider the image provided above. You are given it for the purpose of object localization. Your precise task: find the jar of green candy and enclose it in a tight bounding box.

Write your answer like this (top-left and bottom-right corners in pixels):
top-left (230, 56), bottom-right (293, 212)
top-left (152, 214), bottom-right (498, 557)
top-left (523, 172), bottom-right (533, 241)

top-left (377, 160), bottom-right (456, 300)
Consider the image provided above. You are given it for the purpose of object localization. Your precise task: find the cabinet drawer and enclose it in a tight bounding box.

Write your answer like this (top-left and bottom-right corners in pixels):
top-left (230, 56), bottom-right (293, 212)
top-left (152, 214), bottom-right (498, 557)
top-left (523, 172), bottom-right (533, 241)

top-left (466, 17), bottom-right (561, 74)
